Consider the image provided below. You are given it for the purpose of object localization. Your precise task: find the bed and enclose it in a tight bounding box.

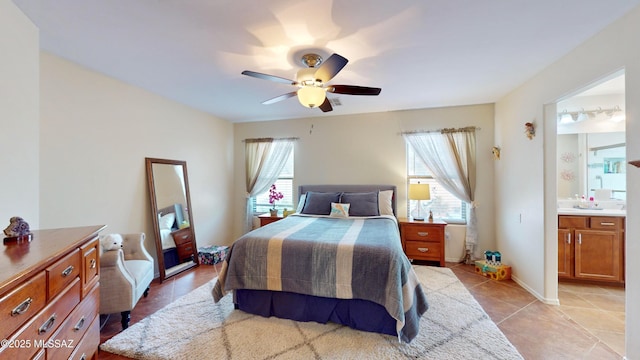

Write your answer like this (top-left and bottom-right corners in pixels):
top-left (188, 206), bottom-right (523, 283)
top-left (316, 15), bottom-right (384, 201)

top-left (157, 203), bottom-right (185, 269)
top-left (213, 185), bottom-right (428, 343)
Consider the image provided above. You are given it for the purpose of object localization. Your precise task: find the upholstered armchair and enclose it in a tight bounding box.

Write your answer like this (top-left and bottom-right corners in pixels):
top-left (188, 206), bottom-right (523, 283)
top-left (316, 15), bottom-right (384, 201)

top-left (99, 233), bottom-right (154, 330)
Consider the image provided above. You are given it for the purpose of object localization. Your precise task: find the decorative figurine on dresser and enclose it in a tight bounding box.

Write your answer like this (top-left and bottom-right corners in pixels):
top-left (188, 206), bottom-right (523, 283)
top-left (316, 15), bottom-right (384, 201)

top-left (3, 216), bottom-right (32, 243)
top-left (0, 222), bottom-right (106, 360)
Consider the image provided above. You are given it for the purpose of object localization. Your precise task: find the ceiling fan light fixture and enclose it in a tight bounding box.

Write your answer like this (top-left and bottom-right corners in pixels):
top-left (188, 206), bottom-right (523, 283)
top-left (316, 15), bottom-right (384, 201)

top-left (298, 86), bottom-right (326, 108)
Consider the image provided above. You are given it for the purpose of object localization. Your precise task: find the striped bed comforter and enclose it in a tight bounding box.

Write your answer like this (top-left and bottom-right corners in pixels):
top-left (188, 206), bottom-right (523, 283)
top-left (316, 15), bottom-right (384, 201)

top-left (212, 214), bottom-right (429, 342)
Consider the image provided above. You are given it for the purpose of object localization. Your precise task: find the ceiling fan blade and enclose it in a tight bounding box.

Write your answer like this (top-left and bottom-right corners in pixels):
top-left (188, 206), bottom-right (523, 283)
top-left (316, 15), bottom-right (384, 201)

top-left (328, 85), bottom-right (381, 96)
top-left (262, 91), bottom-right (298, 105)
top-left (241, 70), bottom-right (296, 85)
top-left (319, 97), bottom-right (333, 112)
top-left (314, 53), bottom-right (348, 83)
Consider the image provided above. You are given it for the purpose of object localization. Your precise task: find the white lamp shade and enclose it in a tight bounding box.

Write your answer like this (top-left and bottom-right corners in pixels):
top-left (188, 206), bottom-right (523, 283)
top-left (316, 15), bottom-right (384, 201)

top-left (297, 86), bottom-right (326, 108)
top-left (408, 183), bottom-right (430, 200)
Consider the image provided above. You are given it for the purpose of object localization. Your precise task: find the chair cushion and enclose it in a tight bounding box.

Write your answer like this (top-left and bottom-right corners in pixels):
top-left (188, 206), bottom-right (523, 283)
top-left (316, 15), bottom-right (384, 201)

top-left (124, 259), bottom-right (153, 287)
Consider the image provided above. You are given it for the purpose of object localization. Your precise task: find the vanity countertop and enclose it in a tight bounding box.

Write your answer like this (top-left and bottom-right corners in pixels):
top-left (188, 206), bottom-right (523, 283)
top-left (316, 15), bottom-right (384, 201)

top-left (557, 208), bottom-right (626, 217)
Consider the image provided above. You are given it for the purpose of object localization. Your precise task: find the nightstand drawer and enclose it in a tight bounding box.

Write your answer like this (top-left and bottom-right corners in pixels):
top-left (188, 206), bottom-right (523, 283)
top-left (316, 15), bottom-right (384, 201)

top-left (402, 224), bottom-right (444, 242)
top-left (171, 228), bottom-right (193, 246)
top-left (405, 240), bottom-right (442, 261)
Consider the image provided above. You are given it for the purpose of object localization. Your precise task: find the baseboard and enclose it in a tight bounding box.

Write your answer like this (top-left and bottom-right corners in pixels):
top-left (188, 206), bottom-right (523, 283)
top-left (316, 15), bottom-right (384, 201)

top-left (511, 274), bottom-right (560, 305)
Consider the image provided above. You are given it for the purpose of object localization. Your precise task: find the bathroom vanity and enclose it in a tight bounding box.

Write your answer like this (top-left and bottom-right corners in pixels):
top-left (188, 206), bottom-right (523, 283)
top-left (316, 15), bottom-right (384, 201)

top-left (558, 210), bottom-right (625, 284)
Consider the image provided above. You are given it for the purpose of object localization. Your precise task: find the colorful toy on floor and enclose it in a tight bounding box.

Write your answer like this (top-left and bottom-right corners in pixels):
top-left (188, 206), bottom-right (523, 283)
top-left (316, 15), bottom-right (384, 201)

top-left (475, 260), bottom-right (511, 281)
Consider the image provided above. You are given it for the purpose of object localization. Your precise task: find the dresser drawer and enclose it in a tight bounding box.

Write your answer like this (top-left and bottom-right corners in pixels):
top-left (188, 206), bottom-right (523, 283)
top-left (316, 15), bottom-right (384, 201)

top-left (47, 249), bottom-right (81, 300)
top-left (80, 238), bottom-right (100, 297)
top-left (0, 279), bottom-right (80, 359)
top-left (590, 216), bottom-right (623, 230)
top-left (48, 284), bottom-right (99, 360)
top-left (405, 240), bottom-right (442, 261)
top-left (68, 315), bottom-right (100, 360)
top-left (0, 271), bottom-right (47, 342)
top-left (402, 224), bottom-right (444, 242)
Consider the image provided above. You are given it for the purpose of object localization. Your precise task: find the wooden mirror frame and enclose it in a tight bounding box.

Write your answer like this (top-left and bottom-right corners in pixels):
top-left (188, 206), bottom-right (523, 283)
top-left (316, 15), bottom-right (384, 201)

top-left (145, 157), bottom-right (199, 282)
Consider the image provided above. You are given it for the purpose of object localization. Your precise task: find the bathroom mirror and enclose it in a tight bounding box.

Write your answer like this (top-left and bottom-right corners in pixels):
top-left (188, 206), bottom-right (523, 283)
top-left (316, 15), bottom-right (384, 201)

top-left (556, 73), bottom-right (626, 201)
top-left (145, 157), bottom-right (199, 282)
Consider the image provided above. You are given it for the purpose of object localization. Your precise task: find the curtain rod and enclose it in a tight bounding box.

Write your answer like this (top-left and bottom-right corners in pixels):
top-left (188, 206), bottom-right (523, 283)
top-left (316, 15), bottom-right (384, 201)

top-left (400, 126), bottom-right (480, 135)
top-left (242, 137), bottom-right (299, 143)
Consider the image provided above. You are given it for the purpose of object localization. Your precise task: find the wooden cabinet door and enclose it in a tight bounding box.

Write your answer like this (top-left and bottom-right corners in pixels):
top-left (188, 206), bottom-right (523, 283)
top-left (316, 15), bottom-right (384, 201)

top-left (574, 229), bottom-right (621, 282)
top-left (557, 229), bottom-right (573, 278)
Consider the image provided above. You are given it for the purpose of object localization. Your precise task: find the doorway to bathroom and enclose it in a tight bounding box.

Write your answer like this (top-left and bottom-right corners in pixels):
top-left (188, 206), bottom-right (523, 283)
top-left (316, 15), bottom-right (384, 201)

top-left (554, 71), bottom-right (626, 356)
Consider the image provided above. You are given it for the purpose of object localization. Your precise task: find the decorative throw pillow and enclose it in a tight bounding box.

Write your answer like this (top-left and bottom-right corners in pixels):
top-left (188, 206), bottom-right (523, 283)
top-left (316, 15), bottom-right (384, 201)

top-left (301, 191), bottom-right (341, 215)
top-left (330, 202), bottom-right (350, 217)
top-left (341, 191), bottom-right (380, 216)
top-left (378, 190), bottom-right (394, 216)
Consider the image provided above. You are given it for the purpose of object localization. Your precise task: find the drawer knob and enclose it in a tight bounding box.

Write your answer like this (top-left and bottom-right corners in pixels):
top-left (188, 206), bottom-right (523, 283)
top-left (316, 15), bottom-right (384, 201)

top-left (417, 232), bottom-right (429, 237)
top-left (38, 313), bottom-right (57, 334)
top-left (90, 259), bottom-right (97, 269)
top-left (74, 316), bottom-right (86, 331)
top-left (11, 297), bottom-right (33, 316)
top-left (418, 247), bottom-right (429, 252)
top-left (600, 222), bottom-right (615, 226)
top-left (61, 265), bottom-right (75, 277)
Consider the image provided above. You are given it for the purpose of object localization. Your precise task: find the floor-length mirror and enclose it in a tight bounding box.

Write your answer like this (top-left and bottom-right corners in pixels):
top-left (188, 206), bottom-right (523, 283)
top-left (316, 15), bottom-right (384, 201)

top-left (145, 157), bottom-right (199, 282)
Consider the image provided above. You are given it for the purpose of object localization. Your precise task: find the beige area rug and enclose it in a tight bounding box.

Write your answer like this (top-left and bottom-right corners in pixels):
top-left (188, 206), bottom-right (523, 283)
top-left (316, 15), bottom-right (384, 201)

top-left (100, 266), bottom-right (523, 360)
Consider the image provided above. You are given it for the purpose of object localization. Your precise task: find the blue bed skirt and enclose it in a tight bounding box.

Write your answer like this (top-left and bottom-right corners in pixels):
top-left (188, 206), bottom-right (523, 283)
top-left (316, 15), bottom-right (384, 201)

top-left (235, 289), bottom-right (397, 337)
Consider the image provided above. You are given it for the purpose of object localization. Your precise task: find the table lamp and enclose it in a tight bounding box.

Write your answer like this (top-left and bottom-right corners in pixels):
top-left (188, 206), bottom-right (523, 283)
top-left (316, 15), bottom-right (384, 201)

top-left (408, 182), bottom-right (430, 221)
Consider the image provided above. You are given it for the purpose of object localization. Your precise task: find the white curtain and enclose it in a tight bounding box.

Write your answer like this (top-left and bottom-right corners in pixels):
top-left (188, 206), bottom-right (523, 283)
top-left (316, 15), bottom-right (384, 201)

top-left (244, 138), bottom-right (295, 233)
top-left (403, 128), bottom-right (478, 259)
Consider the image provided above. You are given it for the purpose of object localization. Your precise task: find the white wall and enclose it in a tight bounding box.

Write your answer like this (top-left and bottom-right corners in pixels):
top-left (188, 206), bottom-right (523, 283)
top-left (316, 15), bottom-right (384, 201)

top-left (0, 1), bottom-right (40, 227)
top-left (233, 104), bottom-right (495, 262)
top-left (495, 5), bottom-right (640, 358)
top-left (39, 53), bottom-right (235, 276)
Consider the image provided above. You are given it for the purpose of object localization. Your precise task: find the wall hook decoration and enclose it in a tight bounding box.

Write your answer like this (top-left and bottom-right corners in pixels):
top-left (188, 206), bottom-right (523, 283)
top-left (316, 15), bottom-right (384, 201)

top-left (491, 146), bottom-right (501, 160)
top-left (524, 122), bottom-right (535, 140)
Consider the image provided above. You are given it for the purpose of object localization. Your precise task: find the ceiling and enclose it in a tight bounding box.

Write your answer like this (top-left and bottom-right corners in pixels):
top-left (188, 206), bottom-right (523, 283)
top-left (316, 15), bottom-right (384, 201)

top-left (13, 0), bottom-right (640, 123)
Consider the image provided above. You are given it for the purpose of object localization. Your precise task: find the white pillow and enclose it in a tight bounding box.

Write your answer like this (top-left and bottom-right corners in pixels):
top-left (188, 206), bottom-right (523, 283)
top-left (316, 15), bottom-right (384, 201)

top-left (296, 193), bottom-right (307, 213)
top-left (330, 202), bottom-right (350, 218)
top-left (378, 190), bottom-right (394, 216)
top-left (158, 212), bottom-right (176, 230)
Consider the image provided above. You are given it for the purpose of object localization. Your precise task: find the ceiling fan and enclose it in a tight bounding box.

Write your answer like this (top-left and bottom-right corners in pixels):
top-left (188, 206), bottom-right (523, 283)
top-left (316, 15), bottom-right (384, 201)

top-left (241, 53), bottom-right (381, 112)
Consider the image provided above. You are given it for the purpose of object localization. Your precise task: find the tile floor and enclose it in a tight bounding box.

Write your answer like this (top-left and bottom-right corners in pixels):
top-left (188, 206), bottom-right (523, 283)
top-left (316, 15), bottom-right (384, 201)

top-left (99, 262), bottom-right (625, 359)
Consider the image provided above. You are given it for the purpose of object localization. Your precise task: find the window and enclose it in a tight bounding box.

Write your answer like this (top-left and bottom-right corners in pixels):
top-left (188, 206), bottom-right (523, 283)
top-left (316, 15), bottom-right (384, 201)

top-left (253, 151), bottom-right (294, 213)
top-left (407, 145), bottom-right (466, 224)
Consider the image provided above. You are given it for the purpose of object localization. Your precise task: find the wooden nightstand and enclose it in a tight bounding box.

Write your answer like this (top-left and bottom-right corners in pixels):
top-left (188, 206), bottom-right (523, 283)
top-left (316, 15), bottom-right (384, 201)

top-left (259, 213), bottom-right (283, 227)
top-left (398, 218), bottom-right (447, 267)
top-left (171, 227), bottom-right (195, 263)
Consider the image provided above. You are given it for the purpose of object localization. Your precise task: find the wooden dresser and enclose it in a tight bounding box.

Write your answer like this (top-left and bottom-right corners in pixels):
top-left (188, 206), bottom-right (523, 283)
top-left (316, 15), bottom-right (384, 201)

top-left (0, 225), bottom-right (105, 360)
top-left (398, 218), bottom-right (447, 267)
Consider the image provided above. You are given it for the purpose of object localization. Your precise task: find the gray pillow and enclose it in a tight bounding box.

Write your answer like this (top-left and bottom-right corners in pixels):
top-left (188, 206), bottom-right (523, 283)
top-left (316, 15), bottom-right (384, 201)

top-left (301, 191), bottom-right (341, 215)
top-left (341, 192), bottom-right (379, 216)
